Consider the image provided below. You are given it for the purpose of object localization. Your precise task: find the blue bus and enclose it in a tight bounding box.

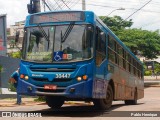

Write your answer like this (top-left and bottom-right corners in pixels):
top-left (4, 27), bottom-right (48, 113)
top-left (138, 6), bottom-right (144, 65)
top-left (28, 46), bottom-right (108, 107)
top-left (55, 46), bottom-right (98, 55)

top-left (19, 10), bottom-right (144, 110)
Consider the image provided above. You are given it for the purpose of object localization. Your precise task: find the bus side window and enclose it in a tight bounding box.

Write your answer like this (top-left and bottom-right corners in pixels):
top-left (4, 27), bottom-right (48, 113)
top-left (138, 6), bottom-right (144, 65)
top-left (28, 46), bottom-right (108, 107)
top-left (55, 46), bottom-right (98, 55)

top-left (123, 49), bottom-right (126, 69)
top-left (127, 54), bottom-right (131, 73)
top-left (118, 45), bottom-right (123, 67)
top-left (96, 28), bottom-right (106, 66)
top-left (108, 35), bottom-right (116, 63)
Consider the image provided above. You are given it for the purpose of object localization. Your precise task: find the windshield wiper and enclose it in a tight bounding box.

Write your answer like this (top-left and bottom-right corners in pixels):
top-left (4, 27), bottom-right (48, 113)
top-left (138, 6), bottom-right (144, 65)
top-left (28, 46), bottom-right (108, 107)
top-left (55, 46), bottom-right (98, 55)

top-left (61, 22), bottom-right (75, 43)
top-left (37, 24), bottom-right (50, 41)
top-left (37, 24), bottom-right (50, 50)
top-left (60, 22), bottom-right (75, 50)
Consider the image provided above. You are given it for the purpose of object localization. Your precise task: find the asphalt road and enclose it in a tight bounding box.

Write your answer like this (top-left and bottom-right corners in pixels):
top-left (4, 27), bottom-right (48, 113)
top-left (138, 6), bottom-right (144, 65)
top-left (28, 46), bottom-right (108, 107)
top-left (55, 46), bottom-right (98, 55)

top-left (0, 87), bottom-right (160, 120)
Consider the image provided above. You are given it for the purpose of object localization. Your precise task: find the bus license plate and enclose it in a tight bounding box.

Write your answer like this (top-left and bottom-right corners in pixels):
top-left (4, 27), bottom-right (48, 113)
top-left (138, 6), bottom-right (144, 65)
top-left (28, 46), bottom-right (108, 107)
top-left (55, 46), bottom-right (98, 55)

top-left (44, 85), bottom-right (57, 90)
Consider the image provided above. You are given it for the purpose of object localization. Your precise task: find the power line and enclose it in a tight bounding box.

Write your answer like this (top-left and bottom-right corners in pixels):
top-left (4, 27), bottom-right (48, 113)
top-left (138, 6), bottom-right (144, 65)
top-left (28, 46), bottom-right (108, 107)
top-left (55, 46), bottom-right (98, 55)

top-left (61, 0), bottom-right (71, 10)
top-left (61, 1), bottom-right (160, 14)
top-left (88, 0), bottom-right (160, 6)
top-left (54, 0), bottom-right (62, 10)
top-left (69, 0), bottom-right (80, 8)
top-left (42, 0), bottom-right (160, 14)
top-left (123, 0), bottom-right (153, 21)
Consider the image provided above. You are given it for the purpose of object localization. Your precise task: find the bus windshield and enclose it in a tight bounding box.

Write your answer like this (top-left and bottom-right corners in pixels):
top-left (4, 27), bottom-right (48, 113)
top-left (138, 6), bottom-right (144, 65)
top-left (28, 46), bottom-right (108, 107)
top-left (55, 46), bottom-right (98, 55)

top-left (23, 24), bottom-right (93, 62)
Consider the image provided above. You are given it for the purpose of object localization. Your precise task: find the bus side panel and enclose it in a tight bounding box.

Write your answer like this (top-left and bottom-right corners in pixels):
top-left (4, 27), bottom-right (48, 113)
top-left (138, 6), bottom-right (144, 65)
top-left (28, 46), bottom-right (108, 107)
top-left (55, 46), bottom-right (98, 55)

top-left (93, 60), bottom-right (108, 99)
top-left (92, 78), bottom-right (108, 98)
top-left (137, 89), bottom-right (144, 99)
top-left (135, 76), bottom-right (144, 99)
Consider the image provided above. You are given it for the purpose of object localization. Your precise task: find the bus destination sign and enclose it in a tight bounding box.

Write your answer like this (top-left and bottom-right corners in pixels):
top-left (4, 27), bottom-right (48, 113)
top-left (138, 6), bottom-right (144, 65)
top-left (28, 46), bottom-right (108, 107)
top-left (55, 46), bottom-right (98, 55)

top-left (30, 12), bottom-right (85, 24)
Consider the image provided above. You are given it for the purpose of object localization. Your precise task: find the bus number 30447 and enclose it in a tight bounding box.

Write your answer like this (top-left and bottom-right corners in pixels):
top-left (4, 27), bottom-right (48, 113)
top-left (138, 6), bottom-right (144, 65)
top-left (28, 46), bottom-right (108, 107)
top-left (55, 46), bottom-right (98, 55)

top-left (55, 74), bottom-right (71, 78)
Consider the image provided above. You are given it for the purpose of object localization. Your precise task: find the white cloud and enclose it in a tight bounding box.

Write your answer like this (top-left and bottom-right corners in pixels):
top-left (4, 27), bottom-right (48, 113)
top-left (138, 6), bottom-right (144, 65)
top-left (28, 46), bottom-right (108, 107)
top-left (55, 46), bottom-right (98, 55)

top-left (0, 0), bottom-right (28, 27)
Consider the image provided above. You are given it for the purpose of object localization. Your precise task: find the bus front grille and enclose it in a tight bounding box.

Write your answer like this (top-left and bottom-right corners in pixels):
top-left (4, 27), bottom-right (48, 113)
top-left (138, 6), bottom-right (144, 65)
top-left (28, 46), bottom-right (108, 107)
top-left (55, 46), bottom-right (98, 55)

top-left (32, 78), bottom-right (72, 82)
top-left (37, 88), bottom-right (65, 93)
top-left (30, 68), bottom-right (75, 72)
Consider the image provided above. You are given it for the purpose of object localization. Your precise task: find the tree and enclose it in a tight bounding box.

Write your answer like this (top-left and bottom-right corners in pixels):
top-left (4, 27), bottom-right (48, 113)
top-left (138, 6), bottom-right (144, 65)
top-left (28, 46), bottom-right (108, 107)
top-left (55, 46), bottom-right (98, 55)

top-left (99, 16), bottom-right (133, 32)
top-left (155, 63), bottom-right (160, 75)
top-left (100, 16), bottom-right (160, 59)
top-left (117, 28), bottom-right (160, 59)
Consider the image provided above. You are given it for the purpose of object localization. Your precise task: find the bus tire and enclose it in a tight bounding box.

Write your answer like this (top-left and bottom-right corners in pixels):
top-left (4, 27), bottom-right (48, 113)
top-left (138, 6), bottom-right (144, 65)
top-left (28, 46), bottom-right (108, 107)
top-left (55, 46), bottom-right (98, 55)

top-left (93, 84), bottom-right (113, 110)
top-left (46, 96), bottom-right (64, 109)
top-left (125, 89), bottom-right (137, 105)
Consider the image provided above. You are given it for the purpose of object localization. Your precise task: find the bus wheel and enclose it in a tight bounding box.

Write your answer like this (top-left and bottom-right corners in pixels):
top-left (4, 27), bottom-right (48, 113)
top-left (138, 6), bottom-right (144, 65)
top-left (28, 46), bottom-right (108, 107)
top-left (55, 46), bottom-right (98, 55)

top-left (46, 96), bottom-right (64, 109)
top-left (93, 84), bottom-right (113, 110)
top-left (125, 89), bottom-right (137, 105)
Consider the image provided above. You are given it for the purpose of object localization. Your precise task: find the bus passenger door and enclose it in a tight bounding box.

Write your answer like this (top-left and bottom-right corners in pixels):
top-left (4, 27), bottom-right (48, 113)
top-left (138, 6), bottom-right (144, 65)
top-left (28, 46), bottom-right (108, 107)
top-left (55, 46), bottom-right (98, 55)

top-left (93, 27), bottom-right (108, 98)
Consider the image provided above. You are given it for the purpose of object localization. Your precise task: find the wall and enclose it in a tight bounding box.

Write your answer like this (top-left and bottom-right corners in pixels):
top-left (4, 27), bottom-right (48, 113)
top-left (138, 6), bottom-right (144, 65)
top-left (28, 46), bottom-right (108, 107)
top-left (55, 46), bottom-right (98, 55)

top-left (0, 56), bottom-right (20, 94)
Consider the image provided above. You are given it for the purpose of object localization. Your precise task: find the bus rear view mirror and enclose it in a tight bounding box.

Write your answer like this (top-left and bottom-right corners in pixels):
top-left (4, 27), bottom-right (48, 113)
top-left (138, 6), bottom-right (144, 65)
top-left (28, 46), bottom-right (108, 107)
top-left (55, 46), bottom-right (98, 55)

top-left (31, 30), bottom-right (43, 38)
top-left (27, 4), bottom-right (32, 14)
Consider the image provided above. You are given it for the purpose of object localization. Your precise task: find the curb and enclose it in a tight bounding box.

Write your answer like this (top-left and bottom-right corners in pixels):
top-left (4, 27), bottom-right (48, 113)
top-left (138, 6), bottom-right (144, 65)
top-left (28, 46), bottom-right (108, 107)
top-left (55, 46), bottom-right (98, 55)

top-left (144, 81), bottom-right (160, 87)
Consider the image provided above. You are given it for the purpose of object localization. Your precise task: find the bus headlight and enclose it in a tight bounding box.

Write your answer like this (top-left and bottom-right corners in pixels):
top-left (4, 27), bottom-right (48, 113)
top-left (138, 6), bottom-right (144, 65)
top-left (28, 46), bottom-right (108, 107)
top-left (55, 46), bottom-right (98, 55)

top-left (25, 76), bottom-right (29, 80)
top-left (77, 75), bottom-right (88, 81)
top-left (77, 77), bottom-right (82, 81)
top-left (20, 74), bottom-right (29, 80)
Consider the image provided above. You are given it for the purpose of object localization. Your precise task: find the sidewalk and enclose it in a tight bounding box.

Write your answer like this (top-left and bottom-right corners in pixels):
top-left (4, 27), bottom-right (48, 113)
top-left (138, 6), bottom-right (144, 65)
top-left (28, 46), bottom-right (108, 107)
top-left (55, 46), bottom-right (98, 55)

top-left (0, 97), bottom-right (92, 107)
top-left (144, 76), bottom-right (160, 87)
top-left (144, 76), bottom-right (160, 81)
top-left (0, 97), bottom-right (45, 107)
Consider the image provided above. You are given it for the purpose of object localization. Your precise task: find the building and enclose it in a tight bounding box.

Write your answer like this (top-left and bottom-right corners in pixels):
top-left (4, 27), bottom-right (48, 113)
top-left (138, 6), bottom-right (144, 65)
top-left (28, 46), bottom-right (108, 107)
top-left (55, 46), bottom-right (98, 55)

top-left (7, 20), bottom-right (25, 54)
top-left (9, 20), bottom-right (25, 38)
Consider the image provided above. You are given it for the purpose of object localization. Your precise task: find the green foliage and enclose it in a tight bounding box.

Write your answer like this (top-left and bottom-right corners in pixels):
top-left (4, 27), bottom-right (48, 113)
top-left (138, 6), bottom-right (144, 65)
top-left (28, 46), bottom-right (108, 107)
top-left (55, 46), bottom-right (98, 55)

top-left (117, 29), bottom-right (160, 59)
top-left (155, 63), bottom-right (160, 75)
top-left (34, 96), bottom-right (45, 102)
top-left (9, 51), bottom-right (22, 58)
top-left (0, 65), bottom-right (2, 72)
top-left (100, 15), bottom-right (133, 32)
top-left (100, 16), bottom-right (160, 59)
top-left (144, 70), bottom-right (152, 76)
top-left (8, 83), bottom-right (16, 92)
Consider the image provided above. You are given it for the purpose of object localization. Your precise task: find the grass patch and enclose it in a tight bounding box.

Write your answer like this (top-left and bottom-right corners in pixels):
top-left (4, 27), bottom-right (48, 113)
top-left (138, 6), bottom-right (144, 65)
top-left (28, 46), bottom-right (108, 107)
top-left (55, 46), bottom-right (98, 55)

top-left (34, 96), bottom-right (45, 102)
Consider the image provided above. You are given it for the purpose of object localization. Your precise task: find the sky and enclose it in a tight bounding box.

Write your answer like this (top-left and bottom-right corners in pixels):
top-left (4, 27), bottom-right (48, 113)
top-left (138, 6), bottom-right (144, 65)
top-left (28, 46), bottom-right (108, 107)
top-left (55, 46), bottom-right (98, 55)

top-left (0, 0), bottom-right (160, 31)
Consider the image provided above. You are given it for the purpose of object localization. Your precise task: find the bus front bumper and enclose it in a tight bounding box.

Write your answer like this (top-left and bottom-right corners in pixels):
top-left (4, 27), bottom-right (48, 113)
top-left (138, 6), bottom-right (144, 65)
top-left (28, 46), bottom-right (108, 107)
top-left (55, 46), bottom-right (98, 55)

top-left (17, 79), bottom-right (93, 98)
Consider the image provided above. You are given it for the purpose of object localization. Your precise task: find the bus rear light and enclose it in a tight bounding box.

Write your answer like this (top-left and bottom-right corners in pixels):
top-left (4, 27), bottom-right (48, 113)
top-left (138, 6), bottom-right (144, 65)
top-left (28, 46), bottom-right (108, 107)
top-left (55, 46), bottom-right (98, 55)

top-left (20, 74), bottom-right (25, 79)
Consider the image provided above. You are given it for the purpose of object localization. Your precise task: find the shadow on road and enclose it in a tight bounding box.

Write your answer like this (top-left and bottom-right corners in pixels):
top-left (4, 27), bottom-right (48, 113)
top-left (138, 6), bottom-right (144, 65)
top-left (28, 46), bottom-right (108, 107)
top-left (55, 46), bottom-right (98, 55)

top-left (27, 103), bottom-right (127, 117)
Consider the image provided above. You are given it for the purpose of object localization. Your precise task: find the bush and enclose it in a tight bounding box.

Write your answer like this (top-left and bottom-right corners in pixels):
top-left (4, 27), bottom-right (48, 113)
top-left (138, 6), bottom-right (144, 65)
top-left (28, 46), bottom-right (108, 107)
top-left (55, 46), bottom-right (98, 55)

top-left (144, 70), bottom-right (152, 76)
top-left (34, 96), bottom-right (45, 102)
top-left (9, 51), bottom-right (21, 58)
top-left (8, 83), bottom-right (16, 92)
top-left (0, 65), bottom-right (2, 72)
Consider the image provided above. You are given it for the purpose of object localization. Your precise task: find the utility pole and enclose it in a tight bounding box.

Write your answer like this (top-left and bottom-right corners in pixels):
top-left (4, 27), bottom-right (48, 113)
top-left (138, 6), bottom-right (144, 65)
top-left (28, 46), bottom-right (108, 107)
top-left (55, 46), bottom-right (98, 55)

top-left (43, 0), bottom-right (46, 12)
top-left (82, 0), bottom-right (86, 10)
